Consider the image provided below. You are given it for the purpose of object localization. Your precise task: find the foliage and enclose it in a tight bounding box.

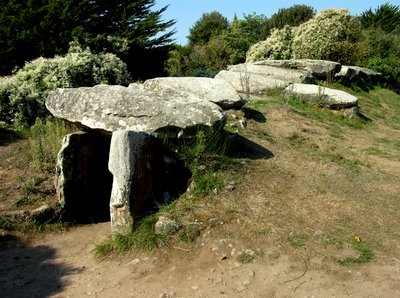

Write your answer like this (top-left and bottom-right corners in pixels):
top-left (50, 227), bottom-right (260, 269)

top-left (0, 0), bottom-right (175, 80)
top-left (246, 25), bottom-right (295, 62)
top-left (0, 43), bottom-right (131, 124)
top-left (178, 130), bottom-right (229, 196)
top-left (189, 35), bottom-right (230, 72)
top-left (261, 4), bottom-right (315, 38)
top-left (164, 45), bottom-right (192, 76)
top-left (292, 9), bottom-right (363, 64)
top-left (165, 35), bottom-right (230, 76)
top-left (366, 57), bottom-right (400, 92)
top-left (223, 13), bottom-right (268, 64)
top-left (188, 11), bottom-right (229, 46)
top-left (360, 3), bottom-right (400, 33)
top-left (28, 118), bottom-right (73, 173)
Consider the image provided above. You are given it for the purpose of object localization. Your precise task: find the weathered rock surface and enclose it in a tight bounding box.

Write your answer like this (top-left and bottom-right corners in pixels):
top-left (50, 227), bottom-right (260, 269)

top-left (46, 84), bottom-right (226, 139)
top-left (283, 84), bottom-right (358, 109)
top-left (215, 70), bottom-right (288, 95)
top-left (141, 77), bottom-right (245, 109)
top-left (254, 59), bottom-right (341, 80)
top-left (108, 131), bottom-right (190, 234)
top-left (56, 131), bottom-right (112, 222)
top-left (227, 63), bottom-right (316, 84)
top-left (155, 216), bottom-right (180, 236)
top-left (335, 66), bottom-right (382, 83)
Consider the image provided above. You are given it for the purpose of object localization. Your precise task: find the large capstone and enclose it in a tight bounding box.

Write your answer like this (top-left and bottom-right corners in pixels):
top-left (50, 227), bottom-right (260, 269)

top-left (108, 130), bottom-right (191, 234)
top-left (46, 84), bottom-right (226, 139)
top-left (141, 77), bottom-right (245, 110)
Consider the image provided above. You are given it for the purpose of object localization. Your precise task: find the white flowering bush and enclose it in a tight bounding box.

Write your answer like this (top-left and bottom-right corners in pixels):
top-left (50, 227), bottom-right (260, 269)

top-left (246, 25), bottom-right (294, 62)
top-left (292, 9), bottom-right (362, 64)
top-left (0, 42), bottom-right (131, 124)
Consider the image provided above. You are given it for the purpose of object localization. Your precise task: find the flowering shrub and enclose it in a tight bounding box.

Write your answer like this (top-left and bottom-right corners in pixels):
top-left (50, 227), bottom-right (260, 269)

top-left (292, 9), bottom-right (362, 64)
top-left (0, 42), bottom-right (131, 124)
top-left (246, 25), bottom-right (294, 62)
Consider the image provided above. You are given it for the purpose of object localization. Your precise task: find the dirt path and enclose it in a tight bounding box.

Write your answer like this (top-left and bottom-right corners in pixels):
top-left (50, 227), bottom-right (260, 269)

top-left (1, 222), bottom-right (400, 298)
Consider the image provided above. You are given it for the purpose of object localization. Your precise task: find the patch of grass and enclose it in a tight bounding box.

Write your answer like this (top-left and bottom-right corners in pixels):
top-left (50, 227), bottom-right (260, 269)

top-left (338, 237), bottom-right (373, 265)
top-left (285, 97), bottom-right (369, 129)
top-left (311, 148), bottom-right (363, 172)
top-left (177, 130), bottom-right (239, 197)
top-left (177, 224), bottom-right (200, 243)
top-left (288, 233), bottom-right (309, 248)
top-left (94, 214), bottom-right (168, 257)
top-left (362, 147), bottom-right (385, 156)
top-left (14, 196), bottom-right (39, 207)
top-left (0, 217), bottom-right (12, 230)
top-left (287, 132), bottom-right (307, 148)
top-left (28, 118), bottom-right (75, 173)
top-left (237, 249), bottom-right (256, 264)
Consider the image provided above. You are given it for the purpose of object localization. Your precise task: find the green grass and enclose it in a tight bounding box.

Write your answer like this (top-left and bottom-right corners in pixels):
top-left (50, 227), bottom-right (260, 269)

top-left (28, 117), bottom-right (75, 173)
top-left (237, 249), bottom-right (256, 264)
top-left (338, 237), bottom-right (373, 265)
top-left (177, 224), bottom-right (200, 243)
top-left (94, 214), bottom-right (168, 257)
top-left (288, 233), bottom-right (309, 248)
top-left (322, 228), bottom-right (373, 265)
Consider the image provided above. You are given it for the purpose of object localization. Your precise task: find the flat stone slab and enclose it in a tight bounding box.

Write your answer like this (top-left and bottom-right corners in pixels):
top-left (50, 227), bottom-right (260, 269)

top-left (141, 77), bottom-right (245, 109)
top-left (215, 70), bottom-right (288, 95)
top-left (283, 83), bottom-right (358, 109)
top-left (254, 59), bottom-right (341, 79)
top-left (227, 63), bottom-right (315, 84)
top-left (46, 84), bottom-right (226, 138)
top-left (335, 66), bottom-right (382, 83)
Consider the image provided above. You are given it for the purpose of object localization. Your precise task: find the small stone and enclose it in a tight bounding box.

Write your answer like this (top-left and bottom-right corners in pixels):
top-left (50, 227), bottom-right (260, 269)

top-left (155, 216), bottom-right (180, 236)
top-left (249, 270), bottom-right (256, 277)
top-left (191, 286), bottom-right (199, 291)
top-left (231, 248), bottom-right (236, 256)
top-left (237, 285), bottom-right (246, 292)
top-left (126, 258), bottom-right (140, 266)
top-left (243, 279), bottom-right (251, 286)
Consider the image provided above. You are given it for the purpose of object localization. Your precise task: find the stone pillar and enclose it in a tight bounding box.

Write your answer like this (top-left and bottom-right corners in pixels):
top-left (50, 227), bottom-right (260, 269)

top-left (108, 131), bottom-right (191, 234)
top-left (108, 131), bottom-right (148, 234)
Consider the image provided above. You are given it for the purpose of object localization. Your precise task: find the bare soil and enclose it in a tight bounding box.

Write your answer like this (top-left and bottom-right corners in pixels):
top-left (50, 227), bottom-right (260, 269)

top-left (1, 88), bottom-right (400, 297)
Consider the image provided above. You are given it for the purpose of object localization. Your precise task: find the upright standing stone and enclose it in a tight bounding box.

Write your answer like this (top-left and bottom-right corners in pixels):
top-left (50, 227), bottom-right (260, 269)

top-left (108, 131), bottom-right (190, 234)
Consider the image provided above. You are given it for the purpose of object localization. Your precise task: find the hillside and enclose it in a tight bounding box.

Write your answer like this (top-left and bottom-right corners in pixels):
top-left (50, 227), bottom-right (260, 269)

top-left (1, 85), bottom-right (400, 297)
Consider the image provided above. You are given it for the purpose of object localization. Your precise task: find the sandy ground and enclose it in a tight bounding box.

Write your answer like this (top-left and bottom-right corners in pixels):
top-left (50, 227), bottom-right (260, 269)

top-left (1, 221), bottom-right (400, 298)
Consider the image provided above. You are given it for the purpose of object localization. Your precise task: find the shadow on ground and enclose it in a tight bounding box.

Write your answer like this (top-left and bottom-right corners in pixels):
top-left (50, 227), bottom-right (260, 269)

top-left (242, 107), bottom-right (267, 123)
top-left (0, 234), bottom-right (82, 297)
top-left (226, 133), bottom-right (273, 159)
top-left (0, 127), bottom-right (22, 146)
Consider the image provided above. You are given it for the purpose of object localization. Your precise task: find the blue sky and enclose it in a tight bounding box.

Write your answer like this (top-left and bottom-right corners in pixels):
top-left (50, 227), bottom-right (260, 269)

top-left (154, 0), bottom-right (400, 45)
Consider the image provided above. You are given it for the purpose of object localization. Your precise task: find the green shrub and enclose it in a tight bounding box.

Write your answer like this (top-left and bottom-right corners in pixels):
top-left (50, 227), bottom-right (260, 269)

top-left (0, 42), bottom-right (131, 124)
top-left (366, 57), bottom-right (400, 92)
top-left (292, 9), bottom-right (362, 64)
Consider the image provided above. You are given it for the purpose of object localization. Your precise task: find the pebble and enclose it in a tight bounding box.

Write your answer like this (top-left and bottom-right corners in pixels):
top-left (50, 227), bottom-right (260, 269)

top-left (126, 258), bottom-right (140, 266)
top-left (191, 286), bottom-right (199, 291)
top-left (249, 270), bottom-right (256, 277)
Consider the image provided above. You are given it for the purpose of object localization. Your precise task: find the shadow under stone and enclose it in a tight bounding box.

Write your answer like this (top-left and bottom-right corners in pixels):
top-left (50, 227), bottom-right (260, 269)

top-left (57, 131), bottom-right (191, 224)
top-left (226, 133), bottom-right (274, 160)
top-left (242, 107), bottom-right (267, 123)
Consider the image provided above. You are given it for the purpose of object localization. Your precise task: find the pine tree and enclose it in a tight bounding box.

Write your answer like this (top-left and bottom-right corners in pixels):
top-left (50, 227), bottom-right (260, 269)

top-left (0, 0), bottom-right (175, 79)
